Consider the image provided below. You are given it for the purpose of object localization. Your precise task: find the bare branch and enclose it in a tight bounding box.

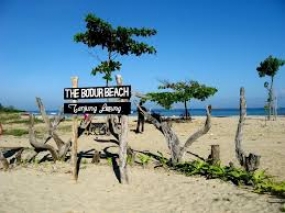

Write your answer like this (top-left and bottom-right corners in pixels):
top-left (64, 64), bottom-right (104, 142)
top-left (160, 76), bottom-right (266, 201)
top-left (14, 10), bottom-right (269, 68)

top-left (183, 105), bottom-right (212, 149)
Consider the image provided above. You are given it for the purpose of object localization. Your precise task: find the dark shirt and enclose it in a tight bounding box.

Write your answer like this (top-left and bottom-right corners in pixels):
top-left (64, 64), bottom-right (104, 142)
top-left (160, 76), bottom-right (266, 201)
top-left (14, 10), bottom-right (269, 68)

top-left (138, 106), bottom-right (147, 119)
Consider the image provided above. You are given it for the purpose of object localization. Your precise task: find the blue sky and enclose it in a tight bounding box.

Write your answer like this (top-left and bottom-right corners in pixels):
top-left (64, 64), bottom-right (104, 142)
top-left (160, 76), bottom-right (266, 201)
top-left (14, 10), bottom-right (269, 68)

top-left (0, 0), bottom-right (285, 111)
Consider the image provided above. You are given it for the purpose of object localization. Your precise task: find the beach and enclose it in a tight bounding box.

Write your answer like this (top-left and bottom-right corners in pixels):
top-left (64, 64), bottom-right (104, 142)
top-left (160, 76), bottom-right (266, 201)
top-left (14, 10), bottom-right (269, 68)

top-left (0, 115), bottom-right (285, 213)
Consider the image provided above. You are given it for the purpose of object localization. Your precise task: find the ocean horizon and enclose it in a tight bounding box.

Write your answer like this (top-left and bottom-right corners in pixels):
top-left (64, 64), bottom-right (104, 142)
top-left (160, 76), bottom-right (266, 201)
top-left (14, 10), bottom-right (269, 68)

top-left (28, 107), bottom-right (285, 117)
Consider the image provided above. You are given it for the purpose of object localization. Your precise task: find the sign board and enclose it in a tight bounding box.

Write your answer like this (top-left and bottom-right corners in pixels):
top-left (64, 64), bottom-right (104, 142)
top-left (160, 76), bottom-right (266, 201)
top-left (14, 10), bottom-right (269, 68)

top-left (64, 85), bottom-right (131, 115)
top-left (64, 102), bottom-right (131, 115)
top-left (64, 85), bottom-right (131, 100)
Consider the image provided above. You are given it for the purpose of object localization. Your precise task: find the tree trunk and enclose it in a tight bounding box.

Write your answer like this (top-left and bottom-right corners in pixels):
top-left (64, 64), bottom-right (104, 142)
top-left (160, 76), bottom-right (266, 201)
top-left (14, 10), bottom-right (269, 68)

top-left (184, 100), bottom-right (188, 120)
top-left (235, 87), bottom-right (260, 172)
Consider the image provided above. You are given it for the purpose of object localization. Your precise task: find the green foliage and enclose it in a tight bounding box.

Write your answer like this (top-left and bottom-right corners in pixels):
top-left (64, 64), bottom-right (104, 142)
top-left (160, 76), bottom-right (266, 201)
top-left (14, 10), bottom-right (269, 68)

top-left (256, 55), bottom-right (285, 78)
top-left (107, 157), bottom-right (113, 166)
top-left (280, 203), bottom-right (285, 212)
top-left (174, 160), bottom-right (285, 197)
top-left (138, 154), bottom-right (151, 168)
top-left (146, 92), bottom-right (176, 110)
top-left (126, 154), bottom-right (134, 166)
top-left (157, 151), bottom-right (168, 168)
top-left (74, 13), bottom-right (157, 83)
top-left (0, 113), bottom-right (21, 123)
top-left (0, 104), bottom-right (22, 113)
top-left (147, 80), bottom-right (217, 119)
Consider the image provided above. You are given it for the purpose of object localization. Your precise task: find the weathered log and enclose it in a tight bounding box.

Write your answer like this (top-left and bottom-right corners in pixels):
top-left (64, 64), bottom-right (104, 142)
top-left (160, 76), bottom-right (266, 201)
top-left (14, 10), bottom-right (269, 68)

top-left (235, 87), bottom-right (260, 172)
top-left (91, 149), bottom-right (100, 164)
top-left (208, 145), bottom-right (220, 165)
top-left (136, 101), bottom-right (212, 165)
top-left (29, 114), bottom-right (58, 162)
top-left (0, 150), bottom-right (9, 170)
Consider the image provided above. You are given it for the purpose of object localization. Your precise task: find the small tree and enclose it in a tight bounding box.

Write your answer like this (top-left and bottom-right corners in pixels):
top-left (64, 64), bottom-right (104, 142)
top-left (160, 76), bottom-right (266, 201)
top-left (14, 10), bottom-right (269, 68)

top-left (147, 80), bottom-right (217, 120)
top-left (74, 13), bottom-right (157, 86)
top-left (256, 55), bottom-right (285, 120)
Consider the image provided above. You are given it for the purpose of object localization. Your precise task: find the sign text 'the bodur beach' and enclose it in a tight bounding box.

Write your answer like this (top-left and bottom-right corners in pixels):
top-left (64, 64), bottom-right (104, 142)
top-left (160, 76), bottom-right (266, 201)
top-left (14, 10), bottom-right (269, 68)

top-left (64, 85), bottom-right (131, 99)
top-left (63, 85), bottom-right (131, 115)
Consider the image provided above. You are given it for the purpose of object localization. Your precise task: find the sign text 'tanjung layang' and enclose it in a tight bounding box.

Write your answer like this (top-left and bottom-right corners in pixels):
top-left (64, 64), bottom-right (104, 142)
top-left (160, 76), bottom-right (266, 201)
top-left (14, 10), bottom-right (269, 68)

top-left (64, 102), bottom-right (131, 115)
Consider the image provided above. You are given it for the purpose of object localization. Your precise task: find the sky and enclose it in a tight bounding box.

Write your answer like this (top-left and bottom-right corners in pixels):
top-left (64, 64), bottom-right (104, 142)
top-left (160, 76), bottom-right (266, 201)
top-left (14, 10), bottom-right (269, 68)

top-left (0, 0), bottom-right (285, 111)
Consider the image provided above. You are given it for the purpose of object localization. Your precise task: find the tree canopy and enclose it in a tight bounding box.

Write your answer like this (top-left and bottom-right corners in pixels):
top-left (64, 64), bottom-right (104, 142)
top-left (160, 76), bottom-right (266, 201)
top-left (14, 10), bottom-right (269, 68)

top-left (146, 80), bottom-right (217, 120)
top-left (256, 55), bottom-right (285, 79)
top-left (74, 13), bottom-right (157, 84)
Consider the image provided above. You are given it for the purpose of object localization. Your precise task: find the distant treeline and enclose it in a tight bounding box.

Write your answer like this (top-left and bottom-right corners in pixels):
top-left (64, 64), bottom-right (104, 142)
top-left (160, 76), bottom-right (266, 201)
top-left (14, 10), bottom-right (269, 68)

top-left (0, 103), bottom-right (23, 113)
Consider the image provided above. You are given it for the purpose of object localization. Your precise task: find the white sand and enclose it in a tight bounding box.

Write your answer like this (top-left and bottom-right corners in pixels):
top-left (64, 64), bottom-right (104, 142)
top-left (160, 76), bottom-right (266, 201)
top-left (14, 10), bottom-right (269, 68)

top-left (0, 116), bottom-right (285, 213)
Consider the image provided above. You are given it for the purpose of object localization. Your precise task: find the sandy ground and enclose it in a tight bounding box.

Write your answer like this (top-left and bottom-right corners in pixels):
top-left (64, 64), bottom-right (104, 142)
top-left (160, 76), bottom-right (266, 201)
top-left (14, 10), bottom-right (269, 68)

top-left (0, 115), bottom-right (285, 213)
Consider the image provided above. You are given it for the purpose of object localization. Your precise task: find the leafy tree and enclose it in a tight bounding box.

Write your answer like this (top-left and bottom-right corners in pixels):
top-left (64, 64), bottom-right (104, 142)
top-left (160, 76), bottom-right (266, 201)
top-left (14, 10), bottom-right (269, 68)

top-left (74, 13), bottom-right (157, 86)
top-left (256, 55), bottom-right (285, 120)
top-left (147, 80), bottom-right (218, 120)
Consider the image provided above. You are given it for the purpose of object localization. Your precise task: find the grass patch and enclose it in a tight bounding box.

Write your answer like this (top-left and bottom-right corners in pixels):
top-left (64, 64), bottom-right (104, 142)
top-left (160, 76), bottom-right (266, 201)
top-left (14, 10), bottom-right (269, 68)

top-left (57, 125), bottom-right (72, 132)
top-left (0, 113), bottom-right (43, 124)
top-left (3, 128), bottom-right (29, 136)
top-left (0, 113), bottom-right (21, 123)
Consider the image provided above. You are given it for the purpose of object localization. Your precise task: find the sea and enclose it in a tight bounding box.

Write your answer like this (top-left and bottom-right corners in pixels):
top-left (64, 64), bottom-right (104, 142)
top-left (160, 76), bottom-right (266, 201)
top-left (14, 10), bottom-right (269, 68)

top-left (28, 107), bottom-right (285, 118)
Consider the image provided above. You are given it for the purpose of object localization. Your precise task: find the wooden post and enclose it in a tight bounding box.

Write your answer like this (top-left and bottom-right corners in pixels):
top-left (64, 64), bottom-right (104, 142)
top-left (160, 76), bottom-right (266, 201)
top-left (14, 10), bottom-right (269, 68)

top-left (71, 76), bottom-right (79, 181)
top-left (208, 145), bottom-right (220, 165)
top-left (116, 74), bottom-right (129, 184)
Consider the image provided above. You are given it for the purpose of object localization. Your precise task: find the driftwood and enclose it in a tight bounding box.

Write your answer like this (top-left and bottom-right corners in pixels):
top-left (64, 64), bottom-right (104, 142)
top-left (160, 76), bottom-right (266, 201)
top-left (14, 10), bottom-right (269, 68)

top-left (35, 98), bottom-right (71, 160)
top-left (208, 145), bottom-right (220, 165)
top-left (0, 150), bottom-right (9, 170)
top-left (136, 99), bottom-right (212, 165)
top-left (235, 87), bottom-right (260, 172)
top-left (91, 149), bottom-right (100, 164)
top-left (29, 114), bottom-right (58, 162)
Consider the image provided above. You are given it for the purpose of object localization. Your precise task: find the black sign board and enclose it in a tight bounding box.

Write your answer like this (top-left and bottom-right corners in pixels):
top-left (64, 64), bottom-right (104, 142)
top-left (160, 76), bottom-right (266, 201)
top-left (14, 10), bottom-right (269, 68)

top-left (64, 102), bottom-right (131, 115)
top-left (64, 85), bottom-right (131, 100)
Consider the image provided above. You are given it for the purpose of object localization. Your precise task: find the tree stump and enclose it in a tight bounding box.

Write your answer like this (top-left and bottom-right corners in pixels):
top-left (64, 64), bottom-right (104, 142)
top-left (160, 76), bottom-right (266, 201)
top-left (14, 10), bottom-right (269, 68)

top-left (91, 149), bottom-right (100, 164)
top-left (208, 145), bottom-right (220, 165)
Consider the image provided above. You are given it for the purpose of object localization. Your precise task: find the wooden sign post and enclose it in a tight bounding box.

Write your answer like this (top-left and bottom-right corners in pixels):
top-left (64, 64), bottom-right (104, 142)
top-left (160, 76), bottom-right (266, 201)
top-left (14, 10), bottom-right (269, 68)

top-left (116, 74), bottom-right (129, 184)
top-left (64, 77), bottom-right (131, 182)
top-left (71, 76), bottom-right (78, 181)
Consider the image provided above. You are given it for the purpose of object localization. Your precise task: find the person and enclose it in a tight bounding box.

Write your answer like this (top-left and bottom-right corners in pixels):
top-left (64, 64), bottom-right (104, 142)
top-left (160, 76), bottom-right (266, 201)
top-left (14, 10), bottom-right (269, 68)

top-left (136, 101), bottom-right (147, 133)
top-left (0, 123), bottom-right (3, 136)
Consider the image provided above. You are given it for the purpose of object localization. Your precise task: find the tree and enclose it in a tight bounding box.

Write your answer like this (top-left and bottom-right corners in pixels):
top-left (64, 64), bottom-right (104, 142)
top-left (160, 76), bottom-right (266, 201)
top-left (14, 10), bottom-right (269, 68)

top-left (74, 13), bottom-right (157, 86)
top-left (256, 55), bottom-right (285, 120)
top-left (146, 80), bottom-right (217, 120)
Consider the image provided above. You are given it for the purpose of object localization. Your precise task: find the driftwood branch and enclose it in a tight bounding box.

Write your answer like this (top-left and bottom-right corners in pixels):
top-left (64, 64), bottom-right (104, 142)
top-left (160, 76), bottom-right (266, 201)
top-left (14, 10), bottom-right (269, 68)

top-left (29, 114), bottom-right (58, 162)
top-left (0, 150), bottom-right (9, 170)
top-left (178, 105), bottom-right (212, 160)
top-left (35, 98), bottom-right (71, 160)
top-left (134, 93), bottom-right (212, 165)
top-left (235, 87), bottom-right (260, 172)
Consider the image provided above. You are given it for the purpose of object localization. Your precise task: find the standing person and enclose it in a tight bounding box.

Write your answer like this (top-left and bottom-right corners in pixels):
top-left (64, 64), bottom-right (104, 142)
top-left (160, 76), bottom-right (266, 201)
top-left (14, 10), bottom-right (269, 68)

top-left (136, 101), bottom-right (147, 133)
top-left (0, 123), bottom-right (3, 136)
